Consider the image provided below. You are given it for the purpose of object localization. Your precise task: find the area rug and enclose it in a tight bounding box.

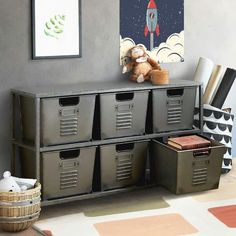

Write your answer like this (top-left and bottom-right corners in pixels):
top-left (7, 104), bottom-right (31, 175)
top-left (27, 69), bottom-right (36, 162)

top-left (35, 161), bottom-right (236, 236)
top-left (208, 205), bottom-right (236, 228)
top-left (94, 214), bottom-right (198, 236)
top-left (84, 188), bottom-right (169, 217)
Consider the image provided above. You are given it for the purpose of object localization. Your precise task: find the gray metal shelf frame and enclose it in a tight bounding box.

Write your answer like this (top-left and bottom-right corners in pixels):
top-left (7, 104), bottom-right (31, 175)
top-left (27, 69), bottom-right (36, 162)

top-left (11, 80), bottom-right (203, 206)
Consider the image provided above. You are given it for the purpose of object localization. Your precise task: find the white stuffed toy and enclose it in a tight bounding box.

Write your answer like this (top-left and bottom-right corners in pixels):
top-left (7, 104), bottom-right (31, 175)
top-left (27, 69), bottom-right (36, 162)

top-left (0, 171), bottom-right (37, 192)
top-left (0, 171), bottom-right (21, 192)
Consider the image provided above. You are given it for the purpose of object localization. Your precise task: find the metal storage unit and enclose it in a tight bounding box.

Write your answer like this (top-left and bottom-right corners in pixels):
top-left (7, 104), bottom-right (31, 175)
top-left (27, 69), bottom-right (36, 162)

top-left (100, 141), bottom-right (148, 191)
top-left (11, 80), bottom-right (203, 206)
top-left (151, 139), bottom-right (226, 194)
top-left (153, 87), bottom-right (197, 133)
top-left (20, 149), bottom-right (37, 179)
top-left (41, 147), bottom-right (96, 199)
top-left (100, 91), bottom-right (149, 139)
top-left (21, 95), bottom-right (95, 146)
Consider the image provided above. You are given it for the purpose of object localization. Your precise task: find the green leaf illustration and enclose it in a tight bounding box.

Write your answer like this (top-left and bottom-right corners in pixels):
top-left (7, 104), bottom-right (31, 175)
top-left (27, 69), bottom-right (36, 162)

top-left (44, 14), bottom-right (66, 39)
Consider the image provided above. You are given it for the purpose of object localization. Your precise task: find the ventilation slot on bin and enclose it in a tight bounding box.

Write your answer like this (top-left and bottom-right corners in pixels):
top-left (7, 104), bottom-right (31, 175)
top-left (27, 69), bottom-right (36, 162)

top-left (166, 89), bottom-right (183, 125)
top-left (167, 106), bottom-right (182, 124)
top-left (60, 118), bottom-right (78, 136)
top-left (115, 103), bottom-right (134, 131)
top-left (59, 150), bottom-right (80, 190)
top-left (60, 170), bottom-right (78, 190)
top-left (192, 167), bottom-right (208, 186)
top-left (116, 111), bottom-right (133, 130)
top-left (116, 154), bottom-right (133, 181)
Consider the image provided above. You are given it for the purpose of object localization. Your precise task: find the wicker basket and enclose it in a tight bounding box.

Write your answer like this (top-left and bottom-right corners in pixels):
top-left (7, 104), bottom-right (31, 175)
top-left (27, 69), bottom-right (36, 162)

top-left (0, 182), bottom-right (41, 232)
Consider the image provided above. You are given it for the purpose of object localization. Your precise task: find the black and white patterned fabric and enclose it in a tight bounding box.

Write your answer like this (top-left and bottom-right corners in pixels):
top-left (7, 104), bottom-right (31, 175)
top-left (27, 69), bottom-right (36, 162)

top-left (194, 104), bottom-right (234, 174)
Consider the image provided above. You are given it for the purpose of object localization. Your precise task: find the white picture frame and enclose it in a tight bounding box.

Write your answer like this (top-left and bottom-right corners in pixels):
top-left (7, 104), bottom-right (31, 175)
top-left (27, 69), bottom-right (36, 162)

top-left (32, 0), bottom-right (81, 59)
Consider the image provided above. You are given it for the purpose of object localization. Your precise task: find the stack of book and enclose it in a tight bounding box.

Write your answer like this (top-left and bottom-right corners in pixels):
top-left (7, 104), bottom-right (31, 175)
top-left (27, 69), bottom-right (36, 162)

top-left (167, 135), bottom-right (211, 150)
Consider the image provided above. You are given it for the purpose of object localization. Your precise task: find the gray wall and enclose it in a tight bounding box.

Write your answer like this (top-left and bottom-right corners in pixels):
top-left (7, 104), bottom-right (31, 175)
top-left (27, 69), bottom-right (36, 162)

top-left (1, 0), bottom-right (236, 174)
top-left (0, 0), bottom-right (121, 174)
top-left (164, 0), bottom-right (236, 156)
top-left (164, 0), bottom-right (236, 83)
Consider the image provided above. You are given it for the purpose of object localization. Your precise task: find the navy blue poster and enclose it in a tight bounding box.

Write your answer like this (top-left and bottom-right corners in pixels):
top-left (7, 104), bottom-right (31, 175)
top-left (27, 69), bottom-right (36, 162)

top-left (120, 0), bottom-right (184, 64)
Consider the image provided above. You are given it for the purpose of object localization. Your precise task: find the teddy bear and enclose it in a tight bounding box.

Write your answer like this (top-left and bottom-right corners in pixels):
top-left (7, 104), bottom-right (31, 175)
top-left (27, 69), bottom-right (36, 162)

top-left (122, 45), bottom-right (161, 83)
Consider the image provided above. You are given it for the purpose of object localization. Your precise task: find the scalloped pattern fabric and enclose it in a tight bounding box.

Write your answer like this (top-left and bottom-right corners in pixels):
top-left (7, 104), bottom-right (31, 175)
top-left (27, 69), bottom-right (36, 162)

top-left (194, 105), bottom-right (234, 173)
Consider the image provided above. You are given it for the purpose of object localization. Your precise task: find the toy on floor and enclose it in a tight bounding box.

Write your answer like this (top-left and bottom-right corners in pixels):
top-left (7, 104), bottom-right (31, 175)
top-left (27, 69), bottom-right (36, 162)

top-left (0, 171), bottom-right (37, 192)
top-left (122, 45), bottom-right (161, 83)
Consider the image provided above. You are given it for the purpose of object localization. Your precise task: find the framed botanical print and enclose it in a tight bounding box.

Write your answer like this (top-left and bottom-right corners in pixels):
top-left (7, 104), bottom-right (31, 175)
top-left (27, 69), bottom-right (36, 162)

top-left (32, 0), bottom-right (81, 59)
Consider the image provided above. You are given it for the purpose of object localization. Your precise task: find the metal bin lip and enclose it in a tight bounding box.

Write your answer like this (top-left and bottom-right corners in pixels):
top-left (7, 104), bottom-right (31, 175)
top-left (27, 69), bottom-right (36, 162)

top-left (152, 137), bottom-right (226, 153)
top-left (100, 139), bottom-right (150, 148)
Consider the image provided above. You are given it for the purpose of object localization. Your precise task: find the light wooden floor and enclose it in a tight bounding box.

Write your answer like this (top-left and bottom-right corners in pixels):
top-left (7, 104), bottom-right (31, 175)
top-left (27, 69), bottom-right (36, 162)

top-left (1, 159), bottom-right (235, 235)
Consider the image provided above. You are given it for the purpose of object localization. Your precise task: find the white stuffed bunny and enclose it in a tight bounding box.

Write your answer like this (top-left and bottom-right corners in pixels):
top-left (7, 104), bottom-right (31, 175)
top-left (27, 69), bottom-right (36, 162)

top-left (0, 171), bottom-right (21, 192)
top-left (0, 171), bottom-right (37, 192)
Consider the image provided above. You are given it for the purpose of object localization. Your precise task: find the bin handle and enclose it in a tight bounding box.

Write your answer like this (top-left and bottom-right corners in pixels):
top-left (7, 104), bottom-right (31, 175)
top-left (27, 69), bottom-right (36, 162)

top-left (167, 88), bottom-right (184, 97)
top-left (60, 149), bottom-right (80, 159)
top-left (116, 92), bottom-right (134, 101)
top-left (59, 97), bottom-right (80, 106)
top-left (193, 148), bottom-right (211, 158)
top-left (116, 143), bottom-right (134, 152)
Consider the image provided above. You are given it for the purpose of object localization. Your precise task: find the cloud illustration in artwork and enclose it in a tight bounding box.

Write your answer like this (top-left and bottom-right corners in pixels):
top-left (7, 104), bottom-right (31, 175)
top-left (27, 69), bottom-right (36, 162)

top-left (44, 14), bottom-right (66, 39)
top-left (149, 31), bottom-right (184, 63)
top-left (120, 31), bottom-right (184, 64)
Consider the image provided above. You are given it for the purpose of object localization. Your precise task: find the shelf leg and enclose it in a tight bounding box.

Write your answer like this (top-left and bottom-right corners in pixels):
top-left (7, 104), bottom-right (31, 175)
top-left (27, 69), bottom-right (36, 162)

top-left (11, 93), bottom-right (16, 175)
top-left (198, 84), bottom-right (203, 134)
top-left (35, 97), bottom-right (41, 181)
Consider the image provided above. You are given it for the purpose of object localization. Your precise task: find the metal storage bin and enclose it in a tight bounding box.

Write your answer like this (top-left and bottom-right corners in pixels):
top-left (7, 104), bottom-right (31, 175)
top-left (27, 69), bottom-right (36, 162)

top-left (100, 141), bottom-right (148, 191)
top-left (41, 146), bottom-right (96, 199)
top-left (100, 91), bottom-right (149, 139)
top-left (20, 95), bottom-right (96, 146)
top-left (152, 87), bottom-right (196, 133)
top-left (151, 139), bottom-right (226, 194)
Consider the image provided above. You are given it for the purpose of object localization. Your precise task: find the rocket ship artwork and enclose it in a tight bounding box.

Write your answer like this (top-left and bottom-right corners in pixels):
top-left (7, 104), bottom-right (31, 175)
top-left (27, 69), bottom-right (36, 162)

top-left (144, 0), bottom-right (160, 51)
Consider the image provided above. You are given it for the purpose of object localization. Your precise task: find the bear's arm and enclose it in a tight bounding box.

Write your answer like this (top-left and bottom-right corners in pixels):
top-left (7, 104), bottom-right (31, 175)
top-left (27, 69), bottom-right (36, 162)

top-left (147, 58), bottom-right (161, 70)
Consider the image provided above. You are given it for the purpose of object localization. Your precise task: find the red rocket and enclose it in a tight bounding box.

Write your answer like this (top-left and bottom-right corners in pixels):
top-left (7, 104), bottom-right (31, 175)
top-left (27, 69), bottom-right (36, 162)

top-left (144, 0), bottom-right (160, 50)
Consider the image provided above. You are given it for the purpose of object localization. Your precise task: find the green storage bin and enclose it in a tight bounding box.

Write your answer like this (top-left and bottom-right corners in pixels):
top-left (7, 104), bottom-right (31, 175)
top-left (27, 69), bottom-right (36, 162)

top-left (100, 91), bottom-right (149, 139)
top-left (100, 141), bottom-right (148, 191)
top-left (41, 147), bottom-right (96, 199)
top-left (20, 147), bottom-right (96, 200)
top-left (20, 95), bottom-right (95, 146)
top-left (152, 87), bottom-right (197, 133)
top-left (151, 139), bottom-right (226, 194)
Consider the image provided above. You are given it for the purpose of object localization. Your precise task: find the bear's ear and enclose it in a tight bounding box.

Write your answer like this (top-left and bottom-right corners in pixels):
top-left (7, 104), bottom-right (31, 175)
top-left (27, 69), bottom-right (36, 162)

top-left (127, 50), bottom-right (131, 57)
top-left (127, 47), bottom-right (134, 57)
top-left (137, 44), bottom-right (147, 52)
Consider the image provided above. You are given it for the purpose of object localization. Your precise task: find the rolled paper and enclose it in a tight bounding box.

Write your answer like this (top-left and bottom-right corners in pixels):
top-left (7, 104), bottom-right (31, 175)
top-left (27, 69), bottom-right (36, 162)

top-left (193, 57), bottom-right (214, 92)
top-left (211, 68), bottom-right (236, 109)
top-left (193, 57), bottom-right (214, 106)
top-left (203, 65), bottom-right (223, 104)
